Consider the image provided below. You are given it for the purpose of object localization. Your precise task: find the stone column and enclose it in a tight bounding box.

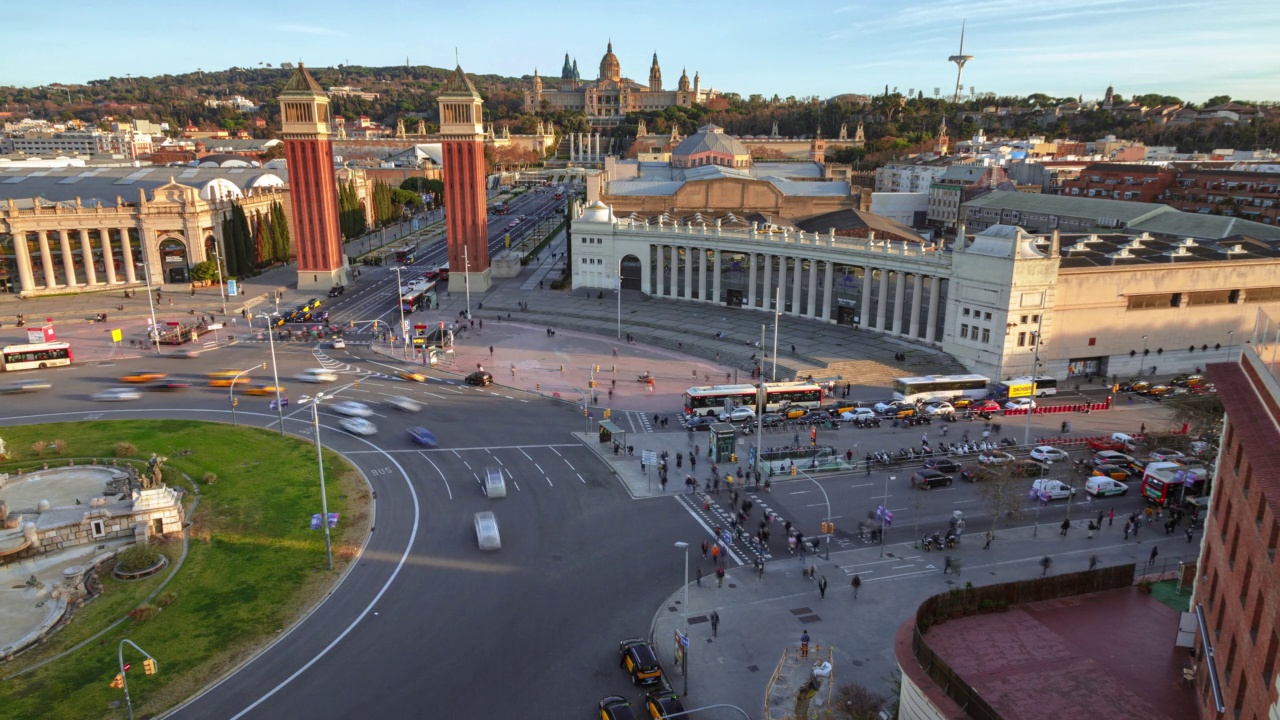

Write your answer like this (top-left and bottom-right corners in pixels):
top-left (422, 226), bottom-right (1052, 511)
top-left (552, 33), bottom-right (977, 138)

top-left (78, 229), bottom-right (98, 286)
top-left (776, 257), bottom-right (786, 312)
top-left (13, 231), bottom-right (35, 293)
top-left (36, 230), bottom-right (57, 289)
top-left (747, 253), bottom-right (758, 308)
top-left (58, 229), bottom-right (78, 287)
top-left (762, 255), bottom-right (772, 309)
top-left (875, 268), bottom-right (889, 330)
top-left (821, 262), bottom-right (835, 321)
top-left (120, 228), bottom-right (137, 284)
top-left (891, 271), bottom-right (906, 335)
top-left (861, 267), bottom-right (873, 327)
top-left (668, 246), bottom-right (677, 297)
top-left (806, 259), bottom-right (818, 317)
top-left (712, 249), bottom-right (722, 305)
top-left (684, 246), bottom-right (694, 300)
top-left (925, 276), bottom-right (941, 343)
top-left (909, 275), bottom-right (923, 337)
top-left (792, 257), bottom-right (803, 316)
top-left (100, 228), bottom-right (118, 285)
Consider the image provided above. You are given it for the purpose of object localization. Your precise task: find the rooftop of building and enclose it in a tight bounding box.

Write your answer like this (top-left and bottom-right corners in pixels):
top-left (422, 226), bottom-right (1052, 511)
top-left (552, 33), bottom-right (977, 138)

top-left (1079, 162), bottom-right (1175, 173)
top-left (672, 124), bottom-right (750, 159)
top-left (606, 160), bottom-right (847, 198)
top-left (794, 208), bottom-right (926, 242)
top-left (0, 165), bottom-right (287, 207)
top-left (1208, 355), bottom-right (1280, 518)
top-left (924, 586), bottom-right (1197, 720)
top-left (937, 165), bottom-right (991, 183)
top-left (1047, 231), bottom-right (1280, 268)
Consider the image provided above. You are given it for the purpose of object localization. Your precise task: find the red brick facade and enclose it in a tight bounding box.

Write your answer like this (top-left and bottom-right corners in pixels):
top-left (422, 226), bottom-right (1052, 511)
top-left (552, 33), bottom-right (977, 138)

top-left (1163, 170), bottom-right (1280, 228)
top-left (1060, 163), bottom-right (1175, 202)
top-left (285, 138), bottom-right (344, 275)
top-left (1197, 358), bottom-right (1280, 720)
top-left (443, 138), bottom-right (489, 274)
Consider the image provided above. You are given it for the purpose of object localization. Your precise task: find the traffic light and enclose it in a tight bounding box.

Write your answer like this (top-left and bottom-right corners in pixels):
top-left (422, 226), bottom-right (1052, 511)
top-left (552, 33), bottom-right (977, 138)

top-left (595, 364), bottom-right (601, 372)
top-left (589, 380), bottom-right (597, 388)
top-left (110, 674), bottom-right (124, 689)
top-left (582, 408), bottom-right (588, 417)
top-left (604, 409), bottom-right (611, 419)
top-left (143, 658), bottom-right (157, 675)
top-left (261, 363), bottom-right (267, 369)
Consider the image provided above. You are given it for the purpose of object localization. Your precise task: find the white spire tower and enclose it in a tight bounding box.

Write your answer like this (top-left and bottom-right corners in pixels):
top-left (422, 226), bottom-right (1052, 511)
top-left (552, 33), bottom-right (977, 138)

top-left (948, 20), bottom-right (974, 104)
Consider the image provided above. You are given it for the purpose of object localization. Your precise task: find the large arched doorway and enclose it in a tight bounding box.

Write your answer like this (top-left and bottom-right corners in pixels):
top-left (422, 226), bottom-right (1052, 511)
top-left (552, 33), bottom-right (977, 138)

top-left (159, 237), bottom-right (189, 283)
top-left (620, 254), bottom-right (642, 290)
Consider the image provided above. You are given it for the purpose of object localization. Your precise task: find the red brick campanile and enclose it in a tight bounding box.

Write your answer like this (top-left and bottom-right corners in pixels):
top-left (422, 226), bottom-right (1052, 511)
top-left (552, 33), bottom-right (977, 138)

top-left (437, 66), bottom-right (491, 293)
top-left (277, 64), bottom-right (349, 291)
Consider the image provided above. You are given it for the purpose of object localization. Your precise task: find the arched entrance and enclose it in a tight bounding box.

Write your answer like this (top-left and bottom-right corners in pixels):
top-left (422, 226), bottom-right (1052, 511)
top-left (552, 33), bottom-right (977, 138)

top-left (620, 254), bottom-right (642, 291)
top-left (159, 237), bottom-right (189, 283)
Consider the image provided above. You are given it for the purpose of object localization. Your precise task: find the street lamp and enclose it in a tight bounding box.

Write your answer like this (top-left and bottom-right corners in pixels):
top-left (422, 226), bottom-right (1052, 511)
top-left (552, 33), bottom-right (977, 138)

top-left (673, 540), bottom-right (690, 697)
top-left (1023, 313), bottom-right (1045, 447)
top-left (301, 392), bottom-right (335, 570)
top-left (771, 287), bottom-right (781, 381)
top-left (1141, 335), bottom-right (1149, 376)
top-left (390, 265), bottom-right (409, 359)
top-left (1227, 331), bottom-right (1235, 360)
top-left (210, 236), bottom-right (227, 313)
top-left (463, 244), bottom-right (472, 320)
top-left (139, 240), bottom-right (160, 354)
top-left (257, 312), bottom-right (286, 436)
top-left (228, 363), bottom-right (264, 427)
top-left (881, 475), bottom-right (894, 557)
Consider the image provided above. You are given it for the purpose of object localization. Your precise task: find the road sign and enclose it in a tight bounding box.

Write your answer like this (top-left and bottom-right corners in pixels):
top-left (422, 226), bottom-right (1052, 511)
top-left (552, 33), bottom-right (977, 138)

top-left (642, 450), bottom-right (657, 465)
top-left (110, 328), bottom-right (122, 343)
top-left (207, 323), bottom-right (224, 330)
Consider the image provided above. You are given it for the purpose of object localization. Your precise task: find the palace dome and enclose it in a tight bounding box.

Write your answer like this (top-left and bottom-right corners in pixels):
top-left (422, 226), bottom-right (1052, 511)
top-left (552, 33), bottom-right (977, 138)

top-left (598, 42), bottom-right (621, 82)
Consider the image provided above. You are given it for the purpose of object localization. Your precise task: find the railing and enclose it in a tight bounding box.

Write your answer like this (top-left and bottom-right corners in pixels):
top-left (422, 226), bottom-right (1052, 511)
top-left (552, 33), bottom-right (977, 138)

top-left (1251, 307), bottom-right (1280, 386)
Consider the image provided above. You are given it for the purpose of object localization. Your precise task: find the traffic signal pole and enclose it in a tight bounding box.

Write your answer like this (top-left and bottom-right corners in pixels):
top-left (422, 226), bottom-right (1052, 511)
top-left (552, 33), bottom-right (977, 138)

top-left (116, 638), bottom-right (158, 720)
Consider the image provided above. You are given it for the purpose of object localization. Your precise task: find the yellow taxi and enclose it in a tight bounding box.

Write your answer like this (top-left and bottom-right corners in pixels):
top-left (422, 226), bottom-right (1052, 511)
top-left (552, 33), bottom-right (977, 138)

top-left (207, 370), bottom-right (250, 388)
top-left (782, 406), bottom-right (807, 419)
top-left (398, 370), bottom-right (427, 383)
top-left (120, 371), bottom-right (167, 384)
top-left (245, 384), bottom-right (286, 397)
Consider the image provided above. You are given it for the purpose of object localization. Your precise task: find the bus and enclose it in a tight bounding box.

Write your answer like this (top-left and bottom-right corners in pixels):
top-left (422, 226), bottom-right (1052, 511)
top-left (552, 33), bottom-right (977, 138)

top-left (395, 244), bottom-right (418, 264)
top-left (682, 384), bottom-right (757, 417)
top-left (2, 342), bottom-right (73, 371)
top-left (892, 374), bottom-right (990, 404)
top-left (493, 202), bottom-right (508, 215)
top-left (762, 381), bottom-right (824, 413)
top-left (399, 280), bottom-right (437, 313)
top-left (1140, 462), bottom-right (1208, 506)
top-left (553, 188), bottom-right (563, 200)
top-left (437, 262), bottom-right (450, 281)
top-left (995, 376), bottom-right (1058, 399)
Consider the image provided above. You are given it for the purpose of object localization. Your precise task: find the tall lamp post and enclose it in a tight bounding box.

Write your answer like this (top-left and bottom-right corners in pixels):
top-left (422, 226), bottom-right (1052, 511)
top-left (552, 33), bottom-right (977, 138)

top-left (228, 364), bottom-right (263, 427)
top-left (771, 287), bottom-right (781, 381)
top-left (1227, 331), bottom-right (1235, 360)
top-left (390, 265), bottom-right (409, 359)
top-left (673, 540), bottom-right (690, 697)
top-left (139, 241), bottom-right (160, 354)
top-left (463, 245), bottom-right (472, 320)
top-left (301, 392), bottom-right (335, 570)
top-left (881, 475), bottom-right (894, 557)
top-left (257, 312), bottom-right (286, 436)
top-left (1023, 313), bottom-right (1045, 447)
top-left (211, 236), bottom-right (227, 313)
top-left (1141, 335), bottom-right (1149, 377)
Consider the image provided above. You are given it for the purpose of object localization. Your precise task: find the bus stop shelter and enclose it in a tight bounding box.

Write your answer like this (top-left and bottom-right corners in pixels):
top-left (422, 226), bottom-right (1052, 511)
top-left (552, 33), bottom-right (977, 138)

top-left (598, 420), bottom-right (626, 452)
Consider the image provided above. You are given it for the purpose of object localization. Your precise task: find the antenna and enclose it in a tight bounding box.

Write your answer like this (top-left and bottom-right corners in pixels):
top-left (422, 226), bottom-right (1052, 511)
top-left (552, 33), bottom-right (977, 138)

top-left (455, 47), bottom-right (459, 66)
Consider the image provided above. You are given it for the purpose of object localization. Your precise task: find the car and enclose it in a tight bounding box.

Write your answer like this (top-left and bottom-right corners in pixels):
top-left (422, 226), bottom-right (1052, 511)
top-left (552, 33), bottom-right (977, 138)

top-left (171, 349), bottom-right (202, 359)
top-left (720, 406), bottom-right (756, 423)
top-left (1008, 459), bottom-right (1049, 478)
top-left (960, 465), bottom-right (991, 483)
top-left (840, 408), bottom-right (877, 423)
top-left (296, 368), bottom-right (338, 383)
top-left (892, 406), bottom-right (917, 419)
top-left (797, 410), bottom-right (829, 424)
top-left (782, 406), bottom-right (807, 420)
top-left (207, 370), bottom-right (251, 388)
top-left (465, 370), bottom-right (493, 386)
top-left (331, 400), bottom-right (374, 417)
top-left (924, 401), bottom-right (954, 416)
top-left (1004, 398), bottom-right (1037, 411)
top-left (1092, 450), bottom-right (1134, 467)
top-left (977, 451), bottom-right (1015, 465)
top-left (327, 285), bottom-right (345, 297)
top-left (950, 397), bottom-right (974, 409)
top-left (338, 417), bottom-right (378, 436)
top-left (758, 412), bottom-right (785, 427)
top-left (1029, 446), bottom-right (1070, 463)
top-left (1086, 476), bottom-right (1129, 497)
top-left (1148, 447), bottom-right (1186, 462)
top-left (910, 469), bottom-right (954, 489)
top-left (873, 400), bottom-right (905, 414)
top-left (144, 380), bottom-right (190, 391)
top-left (685, 415), bottom-right (716, 431)
top-left (387, 396), bottom-right (423, 412)
top-left (1092, 464), bottom-right (1131, 482)
top-left (0, 379), bottom-right (52, 394)
top-left (474, 511), bottom-right (501, 550)
top-left (518, 214), bottom-right (527, 220)
top-left (619, 638), bottom-right (662, 686)
top-left (91, 387), bottom-right (141, 402)
top-left (644, 690), bottom-right (686, 719)
top-left (245, 384), bottom-right (286, 397)
top-left (398, 370), bottom-right (427, 383)
top-left (407, 426), bottom-right (438, 447)
top-left (1031, 478), bottom-right (1076, 500)
top-left (331, 338), bottom-right (347, 350)
top-left (1183, 495), bottom-right (1210, 513)
top-left (924, 458), bottom-right (961, 473)
top-left (599, 696), bottom-right (638, 720)
top-left (824, 402), bottom-right (865, 416)
top-left (120, 371), bottom-right (167, 384)
top-left (971, 399), bottom-right (1002, 413)
top-left (424, 268), bottom-right (440, 280)
top-left (1146, 384), bottom-right (1172, 397)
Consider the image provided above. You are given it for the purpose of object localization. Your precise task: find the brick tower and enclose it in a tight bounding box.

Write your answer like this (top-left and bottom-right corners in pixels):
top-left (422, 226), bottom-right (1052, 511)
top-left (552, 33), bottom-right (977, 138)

top-left (437, 65), bottom-right (490, 294)
top-left (277, 64), bottom-right (348, 291)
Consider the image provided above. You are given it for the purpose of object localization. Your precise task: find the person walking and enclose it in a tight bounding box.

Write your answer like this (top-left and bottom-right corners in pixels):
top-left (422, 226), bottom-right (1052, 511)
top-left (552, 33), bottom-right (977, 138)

top-left (1040, 556), bottom-right (1053, 576)
top-left (851, 575), bottom-right (862, 599)
top-left (1060, 518), bottom-right (1071, 537)
top-left (1123, 522), bottom-right (1131, 540)
top-left (818, 575), bottom-right (828, 599)
top-left (710, 543), bottom-right (721, 564)
top-left (983, 531), bottom-right (993, 550)
top-left (1109, 508), bottom-right (1115, 526)
top-left (1096, 509), bottom-right (1105, 530)
top-left (1186, 527), bottom-right (1195, 543)
top-left (800, 630), bottom-right (810, 658)
top-left (711, 610), bottom-right (720, 637)
top-left (701, 540), bottom-right (709, 560)
top-left (696, 567), bottom-right (703, 587)
top-left (716, 566), bottom-right (726, 588)
top-left (1148, 545), bottom-right (1160, 567)
top-left (1089, 555), bottom-right (1098, 571)
top-left (1087, 521), bottom-right (1096, 539)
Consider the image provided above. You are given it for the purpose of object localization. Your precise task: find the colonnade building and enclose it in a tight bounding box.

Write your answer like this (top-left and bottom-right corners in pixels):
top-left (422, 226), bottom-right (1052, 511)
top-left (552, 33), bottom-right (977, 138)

top-left (571, 201), bottom-right (1280, 381)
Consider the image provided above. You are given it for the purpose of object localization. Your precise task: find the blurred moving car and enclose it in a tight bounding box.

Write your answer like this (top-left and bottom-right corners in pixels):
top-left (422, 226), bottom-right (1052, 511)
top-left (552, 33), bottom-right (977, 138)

top-left (327, 285), bottom-right (346, 297)
top-left (644, 690), bottom-right (686, 719)
top-left (332, 401), bottom-right (373, 417)
top-left (924, 401), bottom-right (954, 416)
top-left (387, 396), bottom-right (422, 412)
top-left (398, 370), bottom-right (427, 383)
top-left (474, 511), bottom-right (501, 550)
top-left (1030, 446), bottom-right (1069, 463)
top-left (120, 371), bottom-right (166, 383)
top-left (923, 458), bottom-right (961, 473)
top-left (685, 415), bottom-right (715, 431)
top-left (245, 384), bottom-right (286, 397)
top-left (0, 379), bottom-right (52, 394)
top-left (465, 371), bottom-right (493, 386)
top-left (91, 387), bottom-right (141, 402)
top-left (144, 380), bottom-right (190, 391)
top-left (207, 370), bottom-right (251, 388)
top-left (1004, 398), bottom-right (1037, 411)
top-left (719, 406), bottom-right (756, 423)
top-left (977, 451), bottom-right (1015, 465)
top-left (331, 338), bottom-right (347, 350)
top-left (910, 469), bottom-right (954, 489)
top-left (338, 417), bottom-right (377, 436)
top-left (598, 696), bottom-right (638, 720)
top-left (1031, 478), bottom-right (1076, 500)
top-left (1086, 476), bottom-right (1129, 497)
top-left (407, 427), bottom-right (438, 447)
top-left (296, 368), bottom-right (338, 383)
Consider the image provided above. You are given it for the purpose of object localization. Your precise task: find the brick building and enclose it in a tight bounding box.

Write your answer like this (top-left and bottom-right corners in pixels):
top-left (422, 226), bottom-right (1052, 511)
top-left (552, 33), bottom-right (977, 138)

top-left (1197, 323), bottom-right (1280, 720)
top-left (1060, 163), bottom-right (1176, 202)
top-left (1162, 169), bottom-right (1280, 227)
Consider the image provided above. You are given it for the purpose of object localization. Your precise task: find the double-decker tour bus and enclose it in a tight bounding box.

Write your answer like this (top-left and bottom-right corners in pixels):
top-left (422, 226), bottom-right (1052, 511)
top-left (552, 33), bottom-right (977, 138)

top-left (398, 281), bottom-right (437, 313)
top-left (1, 341), bottom-right (73, 371)
top-left (892, 374), bottom-right (990, 404)
top-left (682, 384), bottom-right (758, 417)
top-left (994, 375), bottom-right (1058, 399)
top-left (761, 381), bottom-right (824, 412)
top-left (395, 244), bottom-right (418, 264)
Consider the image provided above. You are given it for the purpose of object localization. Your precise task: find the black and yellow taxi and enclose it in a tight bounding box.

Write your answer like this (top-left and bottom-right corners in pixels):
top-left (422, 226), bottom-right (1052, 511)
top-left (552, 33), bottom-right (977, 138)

top-left (398, 370), bottom-right (427, 383)
top-left (207, 370), bottom-right (250, 388)
top-left (644, 690), bottom-right (685, 719)
top-left (245, 384), bottom-right (286, 397)
top-left (120, 371), bottom-right (167, 384)
top-left (619, 638), bottom-right (662, 686)
top-left (599, 695), bottom-right (638, 720)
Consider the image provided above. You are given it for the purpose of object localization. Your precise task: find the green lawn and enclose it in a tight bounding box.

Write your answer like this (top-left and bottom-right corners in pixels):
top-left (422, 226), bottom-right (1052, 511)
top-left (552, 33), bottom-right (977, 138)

top-left (0, 421), bottom-right (370, 719)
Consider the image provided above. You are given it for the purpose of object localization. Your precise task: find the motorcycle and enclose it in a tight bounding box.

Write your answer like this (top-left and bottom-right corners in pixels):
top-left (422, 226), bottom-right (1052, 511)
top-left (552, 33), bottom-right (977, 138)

top-left (1000, 437), bottom-right (1017, 447)
top-left (945, 532), bottom-right (960, 549)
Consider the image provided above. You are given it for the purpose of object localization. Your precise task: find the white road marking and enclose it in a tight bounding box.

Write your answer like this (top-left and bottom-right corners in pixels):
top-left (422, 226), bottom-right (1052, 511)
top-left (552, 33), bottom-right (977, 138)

top-left (419, 452), bottom-right (452, 500)
top-left (534, 464), bottom-right (544, 473)
top-left (577, 474), bottom-right (585, 484)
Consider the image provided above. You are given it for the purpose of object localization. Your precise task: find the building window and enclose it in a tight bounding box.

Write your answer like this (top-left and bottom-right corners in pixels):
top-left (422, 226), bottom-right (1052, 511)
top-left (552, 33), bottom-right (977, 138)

top-left (1088, 337), bottom-right (1097, 346)
top-left (1020, 315), bottom-right (1028, 324)
top-left (1264, 632), bottom-right (1278, 685)
top-left (91, 520), bottom-right (105, 538)
top-left (1245, 286), bottom-right (1280, 302)
top-left (1017, 332), bottom-right (1026, 347)
top-left (1126, 293), bottom-right (1177, 310)
top-left (963, 308), bottom-right (971, 316)
top-left (1188, 290), bottom-right (1234, 306)
top-left (1269, 520), bottom-right (1279, 562)
top-left (1230, 525), bottom-right (1240, 569)
top-left (981, 328), bottom-right (991, 343)
top-left (1031, 315), bottom-right (1039, 323)
top-left (983, 312), bottom-right (992, 320)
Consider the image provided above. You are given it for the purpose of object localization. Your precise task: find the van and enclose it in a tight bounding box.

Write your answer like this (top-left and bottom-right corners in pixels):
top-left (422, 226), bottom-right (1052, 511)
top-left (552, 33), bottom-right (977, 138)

top-left (296, 368), bottom-right (338, 384)
top-left (483, 467), bottom-right (507, 498)
top-left (1031, 478), bottom-right (1076, 500)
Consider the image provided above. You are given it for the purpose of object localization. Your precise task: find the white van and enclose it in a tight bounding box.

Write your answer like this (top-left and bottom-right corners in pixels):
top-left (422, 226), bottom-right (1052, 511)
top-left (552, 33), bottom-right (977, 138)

top-left (483, 467), bottom-right (507, 498)
top-left (296, 368), bottom-right (338, 383)
top-left (1031, 478), bottom-right (1076, 501)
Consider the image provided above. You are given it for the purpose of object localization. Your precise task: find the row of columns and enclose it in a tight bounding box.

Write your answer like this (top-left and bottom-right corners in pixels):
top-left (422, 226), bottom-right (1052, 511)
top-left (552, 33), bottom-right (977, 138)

top-left (569, 132), bottom-right (605, 162)
top-left (652, 245), bottom-right (942, 343)
top-left (12, 227), bottom-right (138, 294)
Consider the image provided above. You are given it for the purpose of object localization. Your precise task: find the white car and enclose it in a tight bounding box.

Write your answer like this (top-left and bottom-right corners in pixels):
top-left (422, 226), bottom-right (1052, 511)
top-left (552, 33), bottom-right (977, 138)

top-left (1004, 398), bottom-right (1037, 411)
top-left (474, 511), bottom-right (501, 551)
top-left (331, 338), bottom-right (347, 350)
top-left (1148, 447), bottom-right (1186, 462)
top-left (840, 408), bottom-right (876, 423)
top-left (977, 451), bottom-right (1015, 465)
top-left (91, 387), bottom-right (141, 402)
top-left (387, 396), bottom-right (422, 412)
top-left (719, 406), bottom-right (756, 423)
top-left (338, 417), bottom-right (378, 436)
top-left (1031, 478), bottom-right (1076, 500)
top-left (296, 368), bottom-right (338, 383)
top-left (872, 400), bottom-right (899, 414)
top-left (1030, 446), bottom-right (1070, 463)
top-left (331, 400), bottom-right (373, 417)
top-left (924, 402), bottom-right (954, 416)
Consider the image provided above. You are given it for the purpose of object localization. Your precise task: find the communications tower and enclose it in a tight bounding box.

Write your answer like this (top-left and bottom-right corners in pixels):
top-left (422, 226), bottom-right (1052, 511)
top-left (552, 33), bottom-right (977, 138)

top-left (948, 20), bottom-right (974, 104)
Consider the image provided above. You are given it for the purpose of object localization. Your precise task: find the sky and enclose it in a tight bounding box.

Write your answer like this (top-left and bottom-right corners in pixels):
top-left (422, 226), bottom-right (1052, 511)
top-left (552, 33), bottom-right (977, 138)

top-left (5, 0), bottom-right (1278, 103)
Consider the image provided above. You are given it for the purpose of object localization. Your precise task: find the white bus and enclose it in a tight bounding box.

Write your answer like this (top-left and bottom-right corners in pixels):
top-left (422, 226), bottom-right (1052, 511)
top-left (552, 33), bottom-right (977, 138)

top-left (682, 384), bottom-right (757, 417)
top-left (996, 376), bottom-right (1058, 399)
top-left (761, 381), bottom-right (824, 412)
top-left (892, 374), bottom-right (990, 404)
top-left (1, 342), bottom-right (74, 371)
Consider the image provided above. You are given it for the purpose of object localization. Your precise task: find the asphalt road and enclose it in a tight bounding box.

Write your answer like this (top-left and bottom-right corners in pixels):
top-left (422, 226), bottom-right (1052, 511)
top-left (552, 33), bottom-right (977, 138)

top-left (2, 333), bottom-right (705, 719)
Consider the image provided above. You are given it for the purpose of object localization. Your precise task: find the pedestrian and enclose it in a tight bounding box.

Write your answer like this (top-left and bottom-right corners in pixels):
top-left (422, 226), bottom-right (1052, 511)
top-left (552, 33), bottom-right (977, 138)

top-left (1123, 523), bottom-right (1130, 540)
top-left (1186, 527), bottom-right (1195, 543)
top-left (983, 531), bottom-right (993, 550)
top-left (851, 575), bottom-right (862, 599)
top-left (1148, 545), bottom-right (1159, 566)
top-left (710, 610), bottom-right (720, 637)
top-left (1097, 509), bottom-right (1105, 529)
top-left (489, 346), bottom-right (493, 355)
top-left (1089, 555), bottom-right (1098, 571)
top-left (944, 556), bottom-right (953, 574)
top-left (711, 544), bottom-right (721, 563)
top-left (800, 630), bottom-right (810, 657)
top-left (696, 567), bottom-right (703, 587)
top-left (1133, 520), bottom-right (1141, 538)
top-left (716, 566), bottom-right (725, 588)
top-left (818, 575), bottom-right (828, 599)
top-left (1109, 508), bottom-right (1115, 526)
top-left (1040, 555), bottom-right (1052, 576)
top-left (701, 540), bottom-right (709, 560)
top-left (1060, 518), bottom-right (1071, 536)
top-left (1087, 521), bottom-right (1095, 539)
top-left (660, 474), bottom-right (668, 492)
top-left (1140, 423), bottom-right (1146, 435)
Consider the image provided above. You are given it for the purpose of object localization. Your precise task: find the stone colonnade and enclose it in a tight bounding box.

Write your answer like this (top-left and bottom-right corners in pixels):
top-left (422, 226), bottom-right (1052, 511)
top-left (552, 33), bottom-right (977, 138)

top-left (10, 227), bottom-right (141, 294)
top-left (568, 132), bottom-right (606, 162)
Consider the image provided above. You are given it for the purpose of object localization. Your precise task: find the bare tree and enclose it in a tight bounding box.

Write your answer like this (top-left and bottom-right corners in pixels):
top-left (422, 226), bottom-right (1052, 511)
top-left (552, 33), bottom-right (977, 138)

top-left (978, 463), bottom-right (1025, 539)
top-left (833, 681), bottom-right (888, 720)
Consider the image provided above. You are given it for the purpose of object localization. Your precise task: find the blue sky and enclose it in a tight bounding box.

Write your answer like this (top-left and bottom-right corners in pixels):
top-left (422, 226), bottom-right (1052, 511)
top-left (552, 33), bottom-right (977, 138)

top-left (6, 0), bottom-right (1277, 103)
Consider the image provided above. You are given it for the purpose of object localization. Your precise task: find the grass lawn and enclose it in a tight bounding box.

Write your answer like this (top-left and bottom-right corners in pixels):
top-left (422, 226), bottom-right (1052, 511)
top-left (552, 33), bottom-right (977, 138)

top-left (0, 420), bottom-right (371, 719)
top-left (1149, 578), bottom-right (1193, 613)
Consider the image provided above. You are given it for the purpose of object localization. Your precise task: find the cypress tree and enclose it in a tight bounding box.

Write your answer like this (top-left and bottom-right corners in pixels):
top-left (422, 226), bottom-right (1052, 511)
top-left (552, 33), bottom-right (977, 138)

top-left (254, 211), bottom-right (269, 266)
top-left (220, 214), bottom-right (238, 278)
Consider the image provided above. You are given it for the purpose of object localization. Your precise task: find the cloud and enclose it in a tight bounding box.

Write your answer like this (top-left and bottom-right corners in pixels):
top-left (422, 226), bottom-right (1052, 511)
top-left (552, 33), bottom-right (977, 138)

top-left (279, 24), bottom-right (345, 36)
